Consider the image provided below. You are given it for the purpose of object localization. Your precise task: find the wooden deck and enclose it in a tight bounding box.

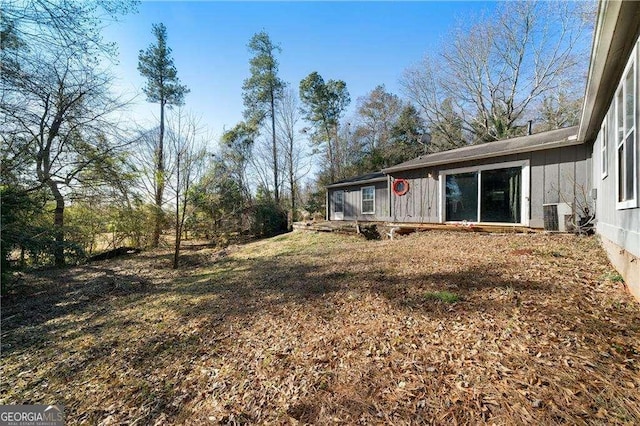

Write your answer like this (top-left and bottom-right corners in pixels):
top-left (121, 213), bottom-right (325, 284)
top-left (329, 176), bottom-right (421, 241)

top-left (293, 220), bottom-right (540, 238)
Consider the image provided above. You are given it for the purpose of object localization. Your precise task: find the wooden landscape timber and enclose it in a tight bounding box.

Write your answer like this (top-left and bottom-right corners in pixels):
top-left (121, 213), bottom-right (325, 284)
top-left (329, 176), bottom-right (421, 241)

top-left (294, 220), bottom-right (539, 240)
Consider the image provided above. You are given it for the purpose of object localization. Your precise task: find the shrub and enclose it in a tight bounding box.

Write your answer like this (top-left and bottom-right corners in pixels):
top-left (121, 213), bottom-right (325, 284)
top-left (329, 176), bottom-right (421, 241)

top-left (250, 199), bottom-right (288, 238)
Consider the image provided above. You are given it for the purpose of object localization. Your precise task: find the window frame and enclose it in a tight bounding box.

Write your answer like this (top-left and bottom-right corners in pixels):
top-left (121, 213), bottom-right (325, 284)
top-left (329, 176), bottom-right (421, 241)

top-left (438, 160), bottom-right (530, 226)
top-left (361, 186), bottom-right (375, 215)
top-left (615, 43), bottom-right (638, 210)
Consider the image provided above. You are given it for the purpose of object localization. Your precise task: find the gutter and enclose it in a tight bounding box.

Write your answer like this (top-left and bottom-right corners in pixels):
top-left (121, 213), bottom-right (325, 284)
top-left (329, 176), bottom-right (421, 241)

top-left (382, 135), bottom-right (580, 174)
top-left (326, 176), bottom-right (388, 189)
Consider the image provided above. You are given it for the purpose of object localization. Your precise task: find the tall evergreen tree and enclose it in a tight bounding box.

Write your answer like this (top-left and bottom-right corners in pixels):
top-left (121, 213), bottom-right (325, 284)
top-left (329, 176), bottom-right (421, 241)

top-left (138, 23), bottom-right (189, 247)
top-left (242, 31), bottom-right (284, 204)
top-left (299, 72), bottom-right (350, 182)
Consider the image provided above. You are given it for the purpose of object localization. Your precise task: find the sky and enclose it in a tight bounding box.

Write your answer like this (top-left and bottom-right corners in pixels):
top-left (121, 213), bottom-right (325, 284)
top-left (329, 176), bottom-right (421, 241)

top-left (104, 1), bottom-right (498, 146)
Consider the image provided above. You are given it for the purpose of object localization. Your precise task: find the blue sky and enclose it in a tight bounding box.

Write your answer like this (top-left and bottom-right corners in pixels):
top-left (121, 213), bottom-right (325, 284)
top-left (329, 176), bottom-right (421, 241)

top-left (104, 1), bottom-right (498, 143)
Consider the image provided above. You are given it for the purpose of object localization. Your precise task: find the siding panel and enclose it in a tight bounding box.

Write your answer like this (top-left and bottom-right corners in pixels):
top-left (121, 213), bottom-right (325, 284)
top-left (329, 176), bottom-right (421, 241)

top-left (544, 150), bottom-right (560, 204)
top-left (559, 145), bottom-right (577, 205)
top-left (530, 151), bottom-right (546, 228)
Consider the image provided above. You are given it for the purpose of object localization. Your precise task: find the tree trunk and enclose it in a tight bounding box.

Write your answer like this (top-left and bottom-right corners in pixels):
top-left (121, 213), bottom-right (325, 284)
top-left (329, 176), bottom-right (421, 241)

top-left (288, 138), bottom-right (295, 231)
top-left (271, 92), bottom-right (279, 204)
top-left (173, 152), bottom-right (181, 269)
top-left (324, 124), bottom-right (335, 182)
top-left (49, 181), bottom-right (65, 267)
top-left (20, 246), bottom-right (25, 268)
top-left (153, 100), bottom-right (166, 247)
top-left (289, 172), bottom-right (295, 230)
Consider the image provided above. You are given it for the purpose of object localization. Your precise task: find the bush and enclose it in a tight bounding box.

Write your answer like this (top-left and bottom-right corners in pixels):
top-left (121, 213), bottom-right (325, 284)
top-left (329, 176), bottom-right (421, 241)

top-left (0, 187), bottom-right (56, 293)
top-left (250, 199), bottom-right (288, 238)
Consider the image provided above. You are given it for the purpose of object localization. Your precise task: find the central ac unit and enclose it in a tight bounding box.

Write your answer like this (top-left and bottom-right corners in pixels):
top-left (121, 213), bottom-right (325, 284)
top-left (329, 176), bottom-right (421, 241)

top-left (543, 203), bottom-right (573, 232)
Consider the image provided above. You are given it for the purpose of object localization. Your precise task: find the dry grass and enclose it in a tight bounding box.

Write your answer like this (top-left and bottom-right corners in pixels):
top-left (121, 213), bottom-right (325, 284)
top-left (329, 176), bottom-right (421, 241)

top-left (2, 231), bottom-right (640, 425)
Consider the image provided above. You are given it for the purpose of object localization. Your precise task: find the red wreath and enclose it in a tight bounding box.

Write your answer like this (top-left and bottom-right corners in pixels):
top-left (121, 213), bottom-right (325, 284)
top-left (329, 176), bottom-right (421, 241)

top-left (392, 178), bottom-right (409, 196)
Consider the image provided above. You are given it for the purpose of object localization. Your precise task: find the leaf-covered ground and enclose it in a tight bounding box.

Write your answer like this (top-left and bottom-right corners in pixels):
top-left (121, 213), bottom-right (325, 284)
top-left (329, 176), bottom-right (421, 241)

top-left (2, 231), bottom-right (640, 424)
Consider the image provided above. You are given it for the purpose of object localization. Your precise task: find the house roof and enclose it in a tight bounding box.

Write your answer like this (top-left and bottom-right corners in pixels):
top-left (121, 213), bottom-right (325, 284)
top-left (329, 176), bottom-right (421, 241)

top-left (382, 126), bottom-right (579, 173)
top-left (326, 171), bottom-right (387, 188)
top-left (578, 1), bottom-right (640, 144)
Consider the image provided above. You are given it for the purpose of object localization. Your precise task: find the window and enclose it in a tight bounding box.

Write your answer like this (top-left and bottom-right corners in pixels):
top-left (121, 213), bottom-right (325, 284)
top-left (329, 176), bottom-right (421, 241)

top-left (601, 121), bottom-right (608, 179)
top-left (361, 186), bottom-right (375, 214)
top-left (480, 167), bottom-right (521, 223)
top-left (445, 172), bottom-right (478, 221)
top-left (615, 46), bottom-right (637, 209)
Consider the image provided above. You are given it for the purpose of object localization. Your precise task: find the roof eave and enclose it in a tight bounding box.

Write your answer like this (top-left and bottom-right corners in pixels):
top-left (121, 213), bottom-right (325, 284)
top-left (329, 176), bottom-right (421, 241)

top-left (382, 136), bottom-right (581, 173)
top-left (326, 177), bottom-right (388, 189)
top-left (577, 1), bottom-right (640, 143)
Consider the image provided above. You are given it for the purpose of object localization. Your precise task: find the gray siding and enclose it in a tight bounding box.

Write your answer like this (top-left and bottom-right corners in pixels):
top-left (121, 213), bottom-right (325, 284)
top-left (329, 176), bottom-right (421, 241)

top-left (328, 181), bottom-right (389, 222)
top-left (591, 42), bottom-right (640, 257)
top-left (388, 168), bottom-right (439, 223)
top-left (387, 146), bottom-right (591, 227)
top-left (529, 144), bottom-right (592, 228)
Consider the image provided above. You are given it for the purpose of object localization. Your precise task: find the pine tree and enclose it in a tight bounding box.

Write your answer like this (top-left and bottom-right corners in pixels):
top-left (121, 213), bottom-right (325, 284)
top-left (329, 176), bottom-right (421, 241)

top-left (242, 31), bottom-right (284, 204)
top-left (138, 23), bottom-right (189, 247)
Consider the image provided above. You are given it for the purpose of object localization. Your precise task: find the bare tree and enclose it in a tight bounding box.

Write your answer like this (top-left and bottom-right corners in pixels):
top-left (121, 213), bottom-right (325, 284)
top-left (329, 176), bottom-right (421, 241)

top-left (248, 130), bottom-right (282, 198)
top-left (535, 90), bottom-right (583, 132)
top-left (401, 1), bottom-right (592, 147)
top-left (166, 109), bottom-right (206, 269)
top-left (276, 88), bottom-right (311, 227)
top-left (354, 85), bottom-right (404, 153)
top-left (131, 126), bottom-right (161, 202)
top-left (2, 47), bottom-right (130, 266)
top-left (1, 1), bottom-right (135, 72)
top-left (1, 1), bottom-right (135, 266)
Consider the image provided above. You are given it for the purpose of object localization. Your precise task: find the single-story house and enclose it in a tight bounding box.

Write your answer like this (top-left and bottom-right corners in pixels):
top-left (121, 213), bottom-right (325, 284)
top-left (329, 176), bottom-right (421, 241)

top-left (382, 126), bottom-right (589, 229)
top-left (325, 0), bottom-right (640, 299)
top-left (327, 127), bottom-right (590, 228)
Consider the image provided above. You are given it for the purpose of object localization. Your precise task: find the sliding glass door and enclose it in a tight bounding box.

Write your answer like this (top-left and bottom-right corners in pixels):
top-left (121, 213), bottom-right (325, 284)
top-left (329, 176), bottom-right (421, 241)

top-left (480, 167), bottom-right (521, 223)
top-left (443, 165), bottom-right (523, 224)
top-left (445, 172), bottom-right (478, 221)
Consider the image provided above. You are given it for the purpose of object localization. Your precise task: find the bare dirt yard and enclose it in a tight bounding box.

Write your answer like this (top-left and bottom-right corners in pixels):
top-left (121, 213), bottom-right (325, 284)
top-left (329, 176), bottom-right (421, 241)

top-left (2, 231), bottom-right (640, 424)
